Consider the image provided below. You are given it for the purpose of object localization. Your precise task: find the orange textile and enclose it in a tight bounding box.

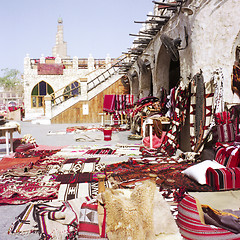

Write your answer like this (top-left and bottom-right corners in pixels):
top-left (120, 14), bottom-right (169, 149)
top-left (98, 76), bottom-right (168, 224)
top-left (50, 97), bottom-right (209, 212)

top-left (0, 156), bottom-right (40, 173)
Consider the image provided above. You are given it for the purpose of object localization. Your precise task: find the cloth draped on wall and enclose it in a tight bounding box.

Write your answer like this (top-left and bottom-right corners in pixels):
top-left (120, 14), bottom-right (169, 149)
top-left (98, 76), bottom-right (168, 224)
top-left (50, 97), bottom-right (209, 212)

top-left (213, 68), bottom-right (225, 114)
top-left (232, 64), bottom-right (240, 97)
top-left (37, 63), bottom-right (64, 75)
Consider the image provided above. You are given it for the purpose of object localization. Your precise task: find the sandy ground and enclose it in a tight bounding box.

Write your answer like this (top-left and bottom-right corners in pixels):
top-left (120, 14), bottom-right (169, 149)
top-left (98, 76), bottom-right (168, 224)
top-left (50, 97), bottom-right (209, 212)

top-left (0, 121), bottom-right (141, 240)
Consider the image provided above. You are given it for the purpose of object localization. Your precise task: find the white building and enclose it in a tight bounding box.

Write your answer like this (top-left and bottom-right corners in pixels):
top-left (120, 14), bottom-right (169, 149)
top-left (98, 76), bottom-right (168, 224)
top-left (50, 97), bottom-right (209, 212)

top-left (23, 18), bottom-right (123, 122)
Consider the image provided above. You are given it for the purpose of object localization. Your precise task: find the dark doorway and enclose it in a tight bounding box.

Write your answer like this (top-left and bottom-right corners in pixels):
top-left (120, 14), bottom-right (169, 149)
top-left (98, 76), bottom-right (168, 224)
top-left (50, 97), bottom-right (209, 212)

top-left (169, 59), bottom-right (180, 90)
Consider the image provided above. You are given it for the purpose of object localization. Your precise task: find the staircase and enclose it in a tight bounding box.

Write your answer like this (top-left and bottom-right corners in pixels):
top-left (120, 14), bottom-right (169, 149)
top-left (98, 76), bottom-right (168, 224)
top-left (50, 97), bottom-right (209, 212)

top-left (48, 54), bottom-right (129, 120)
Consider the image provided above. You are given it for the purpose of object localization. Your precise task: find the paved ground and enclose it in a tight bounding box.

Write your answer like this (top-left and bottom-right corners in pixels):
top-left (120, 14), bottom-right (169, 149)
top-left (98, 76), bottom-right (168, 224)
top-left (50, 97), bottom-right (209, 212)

top-left (0, 120), bottom-right (141, 239)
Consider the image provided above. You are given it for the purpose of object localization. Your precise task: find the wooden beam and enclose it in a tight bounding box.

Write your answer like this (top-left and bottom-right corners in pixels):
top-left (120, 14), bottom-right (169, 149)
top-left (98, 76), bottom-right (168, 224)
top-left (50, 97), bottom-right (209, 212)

top-left (152, 1), bottom-right (178, 7)
top-left (134, 20), bottom-right (167, 24)
top-left (146, 14), bottom-right (171, 19)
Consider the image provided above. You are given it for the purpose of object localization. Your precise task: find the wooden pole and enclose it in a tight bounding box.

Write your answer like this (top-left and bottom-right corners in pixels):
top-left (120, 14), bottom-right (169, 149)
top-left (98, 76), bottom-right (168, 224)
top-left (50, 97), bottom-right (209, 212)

top-left (149, 173), bottom-right (157, 183)
top-left (97, 174), bottom-right (106, 235)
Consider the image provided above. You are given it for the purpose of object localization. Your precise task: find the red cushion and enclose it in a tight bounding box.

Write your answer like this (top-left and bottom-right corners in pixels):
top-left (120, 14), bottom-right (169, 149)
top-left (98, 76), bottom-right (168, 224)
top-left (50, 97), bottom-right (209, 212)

top-left (78, 201), bottom-right (107, 238)
top-left (215, 145), bottom-right (240, 167)
top-left (206, 167), bottom-right (240, 190)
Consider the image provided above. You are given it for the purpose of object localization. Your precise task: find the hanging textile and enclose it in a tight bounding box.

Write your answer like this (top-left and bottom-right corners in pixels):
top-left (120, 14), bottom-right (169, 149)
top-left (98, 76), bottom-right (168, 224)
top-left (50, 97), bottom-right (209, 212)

top-left (190, 69), bottom-right (219, 152)
top-left (103, 95), bottom-right (116, 113)
top-left (231, 64), bottom-right (240, 97)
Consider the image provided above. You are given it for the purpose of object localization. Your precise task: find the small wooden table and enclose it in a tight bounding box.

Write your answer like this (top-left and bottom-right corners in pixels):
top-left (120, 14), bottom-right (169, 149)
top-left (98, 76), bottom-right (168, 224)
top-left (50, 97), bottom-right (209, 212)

top-left (0, 126), bottom-right (18, 155)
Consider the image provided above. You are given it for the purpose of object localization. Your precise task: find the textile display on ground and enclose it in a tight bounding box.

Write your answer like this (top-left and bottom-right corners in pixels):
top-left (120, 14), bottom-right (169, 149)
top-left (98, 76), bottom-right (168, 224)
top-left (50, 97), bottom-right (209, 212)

top-left (0, 155), bottom-right (67, 205)
top-left (105, 159), bottom-right (213, 192)
top-left (55, 158), bottom-right (106, 201)
top-left (9, 198), bottom-right (108, 240)
top-left (0, 150), bottom-right (107, 204)
top-left (0, 155), bottom-right (40, 173)
top-left (0, 172), bottom-right (60, 205)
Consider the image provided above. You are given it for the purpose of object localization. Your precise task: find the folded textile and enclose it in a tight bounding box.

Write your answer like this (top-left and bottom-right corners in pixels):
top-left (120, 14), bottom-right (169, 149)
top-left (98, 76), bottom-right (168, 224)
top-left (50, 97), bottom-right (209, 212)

top-left (10, 198), bottom-right (86, 239)
top-left (57, 158), bottom-right (100, 174)
top-left (8, 203), bottom-right (38, 235)
top-left (85, 149), bottom-right (116, 155)
top-left (56, 172), bottom-right (97, 184)
top-left (57, 182), bottom-right (99, 201)
top-left (202, 205), bottom-right (240, 234)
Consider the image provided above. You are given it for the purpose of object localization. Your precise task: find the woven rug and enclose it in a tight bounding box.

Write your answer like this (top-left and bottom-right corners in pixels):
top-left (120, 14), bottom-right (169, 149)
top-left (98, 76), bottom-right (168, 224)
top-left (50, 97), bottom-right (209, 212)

top-left (57, 158), bottom-right (101, 174)
top-left (9, 198), bottom-right (86, 239)
top-left (56, 158), bottom-right (106, 201)
top-left (106, 160), bottom-right (212, 192)
top-left (0, 174), bottom-right (60, 205)
top-left (9, 198), bottom-right (108, 240)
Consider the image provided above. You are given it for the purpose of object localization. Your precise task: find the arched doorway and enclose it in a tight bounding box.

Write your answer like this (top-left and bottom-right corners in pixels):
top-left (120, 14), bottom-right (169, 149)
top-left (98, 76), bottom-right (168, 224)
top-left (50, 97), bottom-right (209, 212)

top-left (155, 45), bottom-right (171, 97)
top-left (31, 81), bottom-right (54, 108)
top-left (155, 44), bottom-right (180, 94)
top-left (129, 71), bottom-right (140, 101)
top-left (138, 59), bottom-right (153, 98)
top-left (169, 59), bottom-right (180, 90)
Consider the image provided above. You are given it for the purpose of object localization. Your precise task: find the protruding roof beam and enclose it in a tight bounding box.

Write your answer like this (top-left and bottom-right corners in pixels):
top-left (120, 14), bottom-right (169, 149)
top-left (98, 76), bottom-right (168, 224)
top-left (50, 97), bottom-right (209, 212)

top-left (129, 33), bottom-right (153, 39)
top-left (146, 14), bottom-right (171, 19)
top-left (134, 20), bottom-right (167, 25)
top-left (152, 1), bottom-right (179, 7)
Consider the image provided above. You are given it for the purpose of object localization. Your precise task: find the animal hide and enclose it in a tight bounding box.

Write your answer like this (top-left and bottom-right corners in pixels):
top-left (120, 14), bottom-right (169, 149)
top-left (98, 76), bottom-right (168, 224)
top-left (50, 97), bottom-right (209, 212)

top-left (102, 180), bottom-right (181, 240)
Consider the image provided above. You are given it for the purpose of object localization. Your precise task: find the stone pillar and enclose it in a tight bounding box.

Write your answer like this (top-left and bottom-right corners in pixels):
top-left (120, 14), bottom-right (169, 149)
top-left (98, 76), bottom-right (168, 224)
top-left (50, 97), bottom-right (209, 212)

top-left (73, 56), bottom-right (78, 69)
top-left (44, 95), bottom-right (52, 119)
top-left (55, 54), bottom-right (61, 64)
top-left (24, 54), bottom-right (31, 71)
top-left (88, 54), bottom-right (95, 72)
top-left (40, 54), bottom-right (45, 63)
top-left (80, 81), bottom-right (88, 100)
top-left (105, 53), bottom-right (111, 68)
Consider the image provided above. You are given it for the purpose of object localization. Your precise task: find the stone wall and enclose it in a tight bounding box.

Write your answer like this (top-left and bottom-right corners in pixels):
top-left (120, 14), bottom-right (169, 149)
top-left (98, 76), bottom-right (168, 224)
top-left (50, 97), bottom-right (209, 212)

top-left (129, 0), bottom-right (240, 106)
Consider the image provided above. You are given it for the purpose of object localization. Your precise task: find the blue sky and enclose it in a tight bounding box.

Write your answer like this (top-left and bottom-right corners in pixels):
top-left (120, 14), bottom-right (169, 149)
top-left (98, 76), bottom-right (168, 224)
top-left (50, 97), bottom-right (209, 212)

top-left (0, 0), bottom-right (154, 74)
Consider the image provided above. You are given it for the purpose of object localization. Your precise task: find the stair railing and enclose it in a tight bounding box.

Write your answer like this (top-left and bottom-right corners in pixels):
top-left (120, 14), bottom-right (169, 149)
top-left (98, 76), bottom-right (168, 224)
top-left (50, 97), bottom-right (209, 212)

top-left (50, 54), bottom-right (129, 107)
top-left (87, 54), bottom-right (128, 92)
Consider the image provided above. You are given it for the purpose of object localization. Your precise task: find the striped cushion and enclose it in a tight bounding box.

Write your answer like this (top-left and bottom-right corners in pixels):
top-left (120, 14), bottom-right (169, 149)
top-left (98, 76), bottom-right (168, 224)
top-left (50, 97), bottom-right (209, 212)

top-left (206, 167), bottom-right (240, 190)
top-left (217, 123), bottom-right (235, 143)
top-left (215, 145), bottom-right (240, 167)
top-left (177, 195), bottom-right (240, 239)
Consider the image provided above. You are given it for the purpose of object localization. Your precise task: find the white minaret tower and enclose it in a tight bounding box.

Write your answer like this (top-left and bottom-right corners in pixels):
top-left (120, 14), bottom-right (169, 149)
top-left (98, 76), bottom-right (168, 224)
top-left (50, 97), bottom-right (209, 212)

top-left (52, 17), bottom-right (68, 58)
